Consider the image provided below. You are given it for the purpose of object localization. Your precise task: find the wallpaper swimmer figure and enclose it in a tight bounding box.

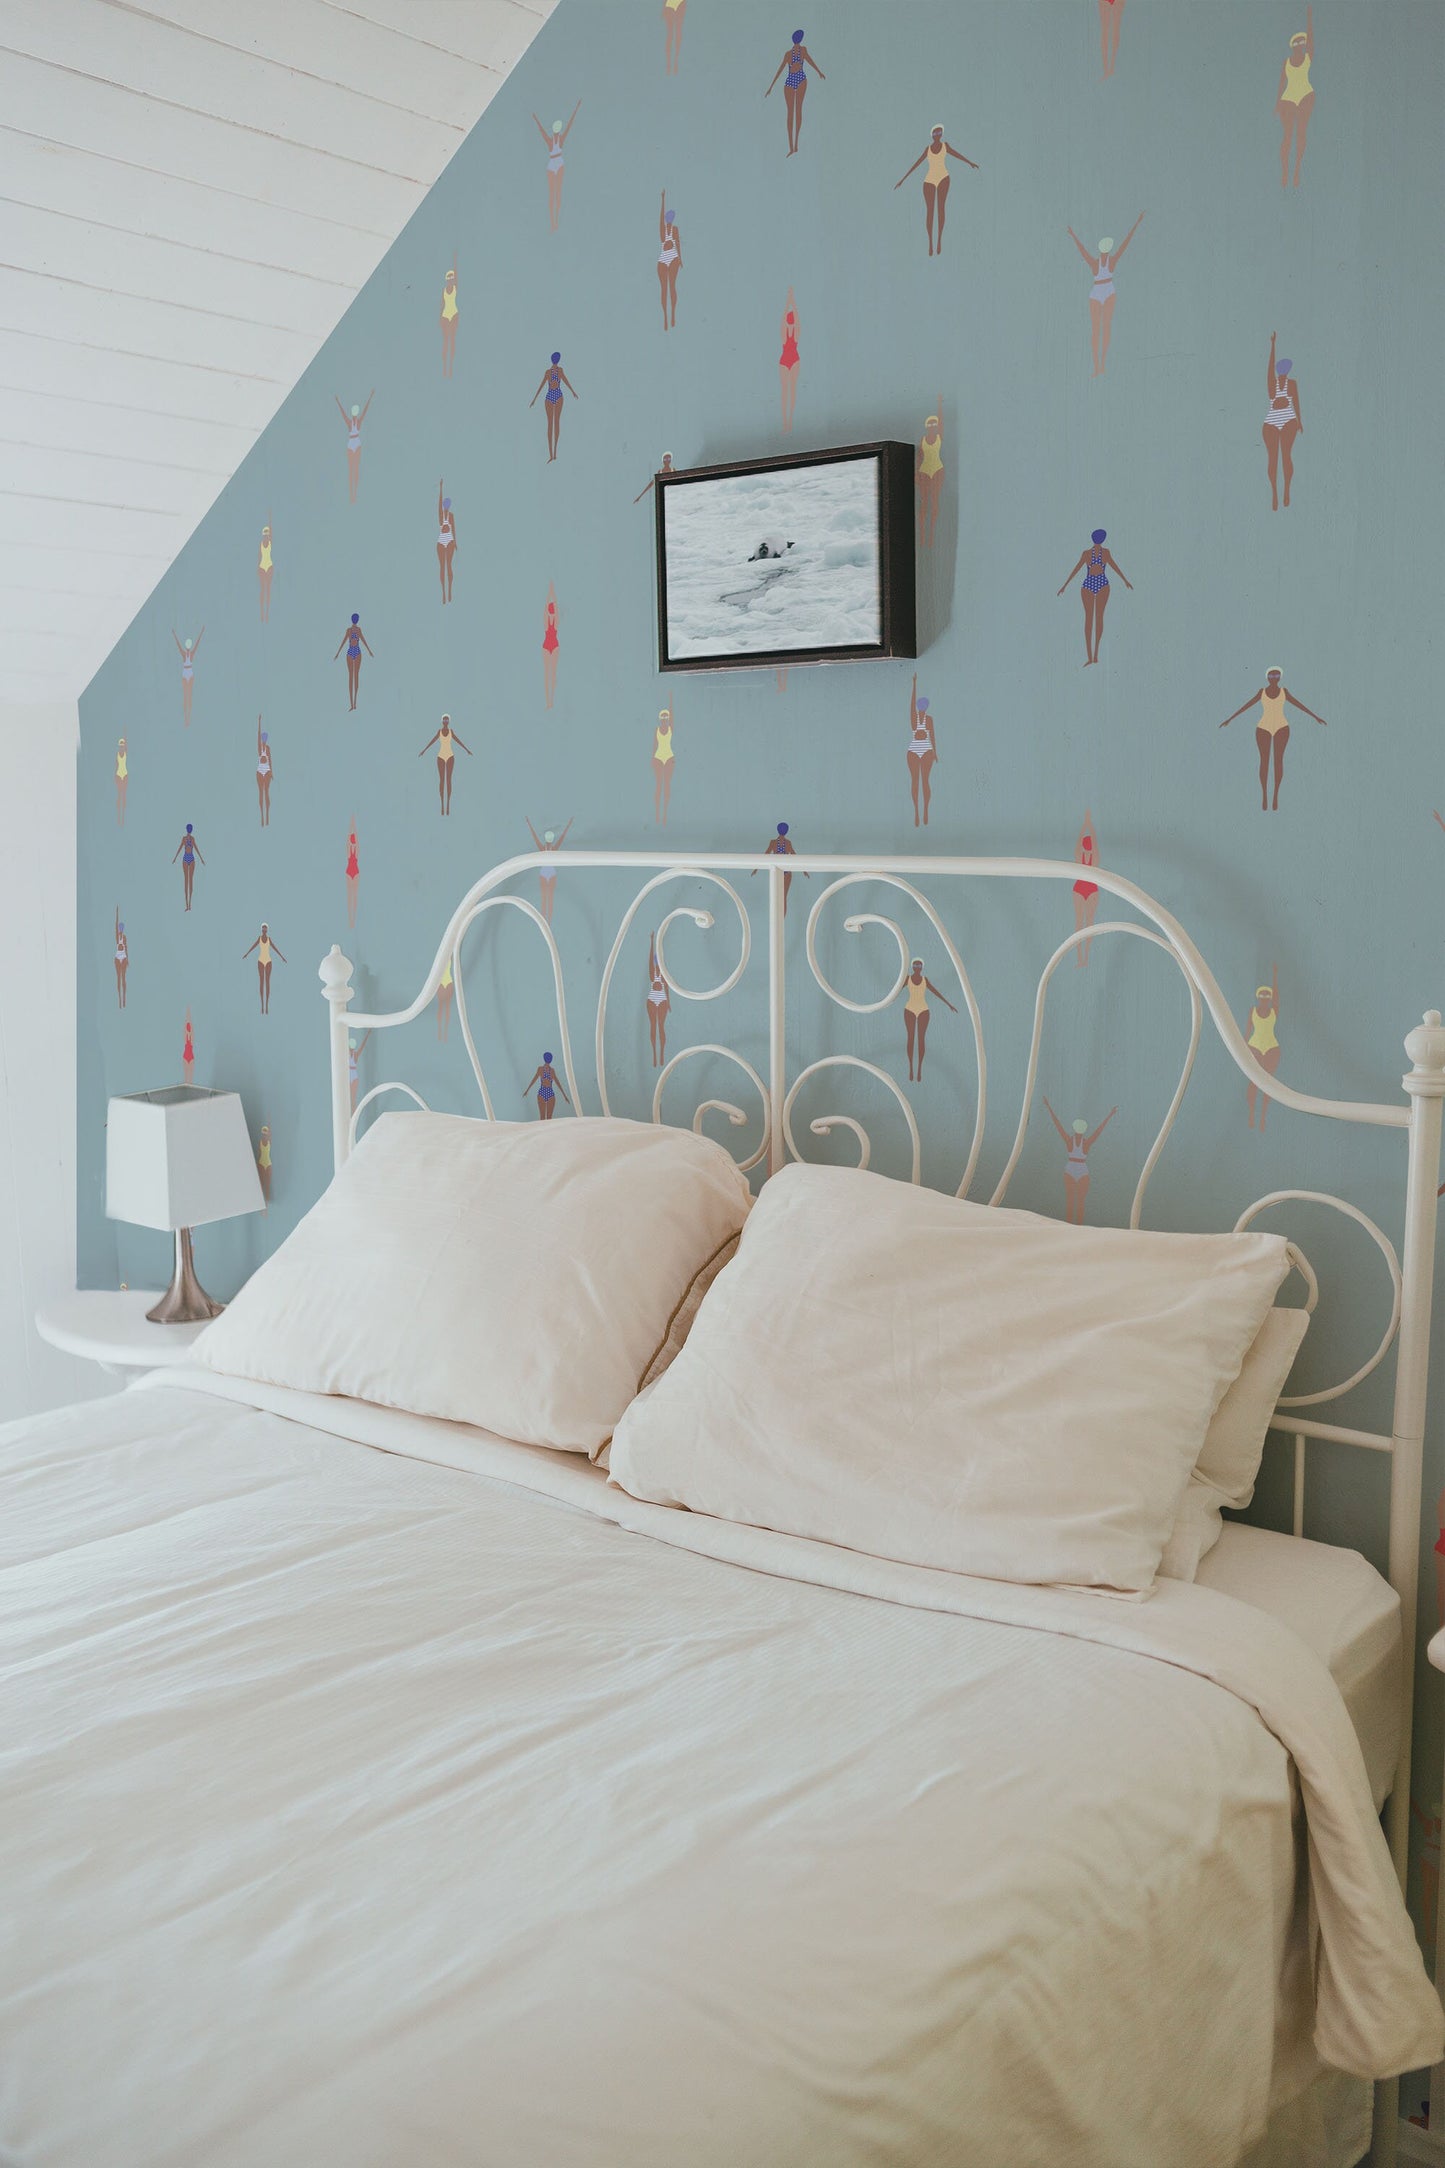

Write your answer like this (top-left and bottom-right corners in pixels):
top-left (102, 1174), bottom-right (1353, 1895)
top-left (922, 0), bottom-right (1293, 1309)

top-left (663, 0), bottom-right (685, 78)
top-left (335, 392), bottom-right (373, 504)
top-left (255, 718), bottom-right (273, 826)
top-left (242, 922), bottom-right (287, 1016)
top-left (114, 908), bottom-right (127, 1009)
top-left (751, 822), bottom-right (807, 913)
top-left (657, 194), bottom-right (682, 330)
top-left (419, 713), bottom-right (472, 815)
top-left (172, 823), bottom-right (204, 911)
top-left (542, 581), bottom-right (560, 707)
top-left (524, 1053), bottom-right (570, 1120)
top-left (917, 403), bottom-right (944, 549)
top-left (347, 1030), bottom-right (371, 1113)
top-left (532, 100), bottom-right (581, 230)
top-left (1066, 213), bottom-right (1143, 376)
top-left (114, 736), bottom-right (127, 825)
top-left (778, 287), bottom-right (800, 432)
top-left (172, 627), bottom-right (203, 726)
top-left (437, 480), bottom-right (457, 602)
top-left (440, 256), bottom-right (458, 376)
top-left (902, 958), bottom-right (957, 1082)
top-left (1098, 0), bottom-right (1125, 78)
top-left (345, 822), bottom-right (359, 929)
top-left (256, 1124), bottom-right (271, 1209)
top-left (527, 816), bottom-right (573, 924)
top-left (1276, 7), bottom-right (1315, 189)
top-left (529, 352), bottom-right (577, 462)
top-left (1057, 529), bottom-right (1132, 665)
top-left (1073, 813), bottom-right (1099, 965)
top-left (182, 1006), bottom-right (195, 1088)
top-left (765, 31), bottom-right (825, 158)
top-left (647, 933), bottom-right (671, 1066)
top-left (257, 517), bottom-right (273, 620)
top-left (1043, 1097), bottom-right (1117, 1224)
top-left (652, 707), bottom-right (675, 826)
top-left (1262, 334), bottom-right (1302, 510)
top-left (436, 957), bottom-right (453, 1041)
top-left (1246, 967), bottom-right (1281, 1131)
top-left (894, 125), bottom-right (978, 258)
top-left (906, 673), bottom-right (938, 827)
top-left (634, 451), bottom-right (674, 503)
top-left (334, 613), bottom-right (372, 710)
top-left (1218, 666), bottom-right (1327, 812)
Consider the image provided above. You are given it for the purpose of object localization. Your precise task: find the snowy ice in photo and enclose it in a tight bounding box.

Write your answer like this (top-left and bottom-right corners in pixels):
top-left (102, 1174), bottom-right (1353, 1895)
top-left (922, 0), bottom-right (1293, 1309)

top-left (662, 457), bottom-right (883, 660)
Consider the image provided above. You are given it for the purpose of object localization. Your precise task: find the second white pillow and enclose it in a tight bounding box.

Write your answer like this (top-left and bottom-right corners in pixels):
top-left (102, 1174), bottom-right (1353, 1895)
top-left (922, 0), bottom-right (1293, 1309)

top-left (608, 1164), bottom-right (1293, 1595)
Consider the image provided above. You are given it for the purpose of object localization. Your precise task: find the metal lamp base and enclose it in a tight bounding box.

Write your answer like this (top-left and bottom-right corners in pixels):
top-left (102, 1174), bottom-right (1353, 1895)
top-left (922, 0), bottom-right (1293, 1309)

top-left (146, 1228), bottom-right (224, 1324)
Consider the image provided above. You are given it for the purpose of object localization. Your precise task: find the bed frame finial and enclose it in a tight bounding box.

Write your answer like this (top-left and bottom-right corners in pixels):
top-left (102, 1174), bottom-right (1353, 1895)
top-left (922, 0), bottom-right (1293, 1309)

top-left (1404, 1010), bottom-right (1445, 1095)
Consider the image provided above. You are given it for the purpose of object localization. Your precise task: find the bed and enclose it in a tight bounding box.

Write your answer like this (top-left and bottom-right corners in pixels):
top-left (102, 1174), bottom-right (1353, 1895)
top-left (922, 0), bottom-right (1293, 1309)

top-left (5, 847), bottom-right (1443, 2168)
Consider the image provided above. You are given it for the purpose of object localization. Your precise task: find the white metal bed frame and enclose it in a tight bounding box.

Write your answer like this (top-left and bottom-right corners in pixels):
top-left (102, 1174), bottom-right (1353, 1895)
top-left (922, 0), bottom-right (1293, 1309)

top-left (320, 848), bottom-right (1445, 2163)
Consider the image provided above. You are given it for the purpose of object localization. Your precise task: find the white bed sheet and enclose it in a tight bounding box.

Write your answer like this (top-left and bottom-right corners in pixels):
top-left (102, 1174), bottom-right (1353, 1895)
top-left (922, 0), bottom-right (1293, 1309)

top-left (1197, 1523), bottom-right (1402, 1810)
top-left (1, 1377), bottom-right (1436, 2168)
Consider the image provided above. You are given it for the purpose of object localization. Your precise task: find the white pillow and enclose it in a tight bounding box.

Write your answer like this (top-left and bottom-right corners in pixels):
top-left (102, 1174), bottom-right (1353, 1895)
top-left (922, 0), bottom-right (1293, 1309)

top-left (194, 1114), bottom-right (752, 1455)
top-left (607, 1163), bottom-right (1293, 1595)
top-left (1158, 1307), bottom-right (1311, 1580)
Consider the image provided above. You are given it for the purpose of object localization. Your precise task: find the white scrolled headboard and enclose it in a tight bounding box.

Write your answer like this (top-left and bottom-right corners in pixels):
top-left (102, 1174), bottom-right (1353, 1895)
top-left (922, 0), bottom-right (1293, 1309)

top-left (317, 846), bottom-right (1445, 1914)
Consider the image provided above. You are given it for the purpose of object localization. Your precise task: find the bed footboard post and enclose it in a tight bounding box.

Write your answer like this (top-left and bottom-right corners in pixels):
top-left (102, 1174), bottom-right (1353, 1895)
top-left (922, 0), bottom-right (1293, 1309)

top-left (319, 945), bottom-right (355, 1174)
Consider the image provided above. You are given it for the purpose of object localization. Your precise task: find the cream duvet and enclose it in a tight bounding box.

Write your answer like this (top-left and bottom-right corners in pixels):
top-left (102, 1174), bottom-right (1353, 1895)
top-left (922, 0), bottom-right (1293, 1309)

top-left (2, 1376), bottom-right (1439, 2168)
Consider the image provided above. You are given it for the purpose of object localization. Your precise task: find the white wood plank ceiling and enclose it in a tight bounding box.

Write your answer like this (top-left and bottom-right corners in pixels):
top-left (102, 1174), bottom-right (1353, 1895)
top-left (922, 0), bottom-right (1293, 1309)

top-left (0, 0), bottom-right (555, 704)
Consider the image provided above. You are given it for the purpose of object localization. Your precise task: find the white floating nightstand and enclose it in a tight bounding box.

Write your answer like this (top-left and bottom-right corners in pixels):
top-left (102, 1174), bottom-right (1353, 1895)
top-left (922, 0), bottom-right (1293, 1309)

top-left (35, 1290), bottom-right (212, 1378)
top-left (106, 1086), bottom-right (263, 1323)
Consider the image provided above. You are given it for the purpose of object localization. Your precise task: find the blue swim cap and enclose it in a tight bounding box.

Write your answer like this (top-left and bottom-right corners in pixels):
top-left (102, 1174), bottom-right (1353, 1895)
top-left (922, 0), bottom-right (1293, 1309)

top-left (543, 1051), bottom-right (553, 1065)
top-left (185, 823), bottom-right (192, 834)
top-left (777, 821), bottom-right (789, 835)
top-left (916, 696), bottom-right (929, 713)
top-left (351, 612), bottom-right (359, 624)
top-left (1091, 527), bottom-right (1106, 544)
top-left (260, 730), bottom-right (268, 743)
top-left (665, 210), bottom-right (674, 223)
top-left (551, 350), bottom-right (561, 364)
top-left (1276, 358), bottom-right (1293, 376)
top-left (118, 921), bottom-right (124, 932)
top-left (442, 496), bottom-right (451, 510)
top-left (792, 28), bottom-right (804, 41)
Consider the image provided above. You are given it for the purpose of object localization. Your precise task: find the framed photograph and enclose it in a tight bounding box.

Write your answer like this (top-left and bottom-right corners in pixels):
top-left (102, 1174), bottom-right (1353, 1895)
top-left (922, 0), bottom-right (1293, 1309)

top-left (655, 441), bottom-right (916, 672)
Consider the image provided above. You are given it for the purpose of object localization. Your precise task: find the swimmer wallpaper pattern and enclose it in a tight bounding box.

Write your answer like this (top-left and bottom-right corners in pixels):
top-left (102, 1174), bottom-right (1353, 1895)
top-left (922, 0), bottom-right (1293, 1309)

top-left (75, 0), bottom-right (1443, 1954)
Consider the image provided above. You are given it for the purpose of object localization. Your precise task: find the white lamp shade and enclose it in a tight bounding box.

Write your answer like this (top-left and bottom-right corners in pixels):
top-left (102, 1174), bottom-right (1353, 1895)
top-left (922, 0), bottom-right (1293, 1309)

top-left (106, 1088), bottom-right (264, 1231)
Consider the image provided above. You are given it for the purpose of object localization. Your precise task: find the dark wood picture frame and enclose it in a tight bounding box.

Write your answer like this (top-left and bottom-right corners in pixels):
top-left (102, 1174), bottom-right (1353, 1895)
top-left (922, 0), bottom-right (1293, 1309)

top-left (654, 440), bottom-right (917, 673)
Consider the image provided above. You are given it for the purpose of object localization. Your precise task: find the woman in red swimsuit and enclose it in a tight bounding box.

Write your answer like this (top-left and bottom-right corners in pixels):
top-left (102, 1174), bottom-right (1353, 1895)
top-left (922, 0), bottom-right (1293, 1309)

top-left (345, 823), bottom-right (359, 930)
top-left (542, 581), bottom-right (560, 709)
top-left (778, 287), bottom-right (800, 433)
top-left (182, 1008), bottom-right (195, 1088)
top-left (1073, 811), bottom-right (1099, 966)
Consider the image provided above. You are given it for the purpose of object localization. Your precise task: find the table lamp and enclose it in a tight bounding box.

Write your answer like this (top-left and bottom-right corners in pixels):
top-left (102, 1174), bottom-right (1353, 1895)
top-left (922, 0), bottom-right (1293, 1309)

top-left (106, 1087), bottom-right (264, 1322)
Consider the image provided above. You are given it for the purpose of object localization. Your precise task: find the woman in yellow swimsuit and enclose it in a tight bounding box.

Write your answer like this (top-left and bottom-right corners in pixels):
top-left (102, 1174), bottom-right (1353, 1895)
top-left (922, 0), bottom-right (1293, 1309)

top-left (663, 0), bottom-right (685, 78)
top-left (1275, 7), bottom-right (1314, 190)
top-left (440, 256), bottom-right (458, 377)
top-left (114, 736), bottom-right (127, 826)
top-left (902, 957), bottom-right (957, 1082)
top-left (256, 1125), bottom-right (272, 1209)
top-left (1218, 665), bottom-right (1327, 812)
top-left (242, 922), bottom-right (287, 1017)
top-left (894, 125), bottom-right (978, 259)
top-left (257, 519), bottom-right (273, 622)
top-left (916, 403), bottom-right (944, 549)
top-left (419, 713), bottom-right (473, 816)
top-left (114, 907), bottom-right (128, 1010)
top-left (652, 707), bottom-right (675, 826)
top-left (436, 956), bottom-right (454, 1042)
top-left (1245, 967), bottom-right (1281, 1132)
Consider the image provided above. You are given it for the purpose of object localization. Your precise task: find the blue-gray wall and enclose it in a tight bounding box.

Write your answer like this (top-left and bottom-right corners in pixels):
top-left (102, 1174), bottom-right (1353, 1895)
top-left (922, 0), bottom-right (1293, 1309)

top-left (77, 0), bottom-right (1445, 1945)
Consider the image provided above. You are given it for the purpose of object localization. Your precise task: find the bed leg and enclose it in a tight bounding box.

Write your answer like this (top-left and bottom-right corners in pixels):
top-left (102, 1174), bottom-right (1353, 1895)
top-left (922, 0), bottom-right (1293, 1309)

top-left (1373, 2074), bottom-right (1398, 2164)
